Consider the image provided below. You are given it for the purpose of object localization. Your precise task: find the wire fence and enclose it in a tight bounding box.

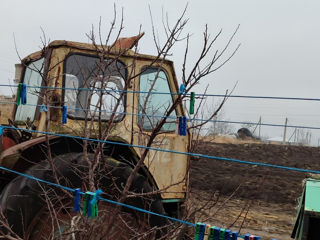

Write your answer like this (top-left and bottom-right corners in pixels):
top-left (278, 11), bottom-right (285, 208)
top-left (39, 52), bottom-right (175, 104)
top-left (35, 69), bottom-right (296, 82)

top-left (0, 83), bottom-right (320, 102)
top-left (1, 82), bottom-right (319, 238)
top-left (1, 99), bottom-right (320, 132)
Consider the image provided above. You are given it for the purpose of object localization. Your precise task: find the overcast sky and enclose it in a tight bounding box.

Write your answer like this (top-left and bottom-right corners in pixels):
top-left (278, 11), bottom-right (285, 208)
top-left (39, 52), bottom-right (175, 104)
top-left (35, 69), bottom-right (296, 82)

top-left (1, 0), bottom-right (320, 145)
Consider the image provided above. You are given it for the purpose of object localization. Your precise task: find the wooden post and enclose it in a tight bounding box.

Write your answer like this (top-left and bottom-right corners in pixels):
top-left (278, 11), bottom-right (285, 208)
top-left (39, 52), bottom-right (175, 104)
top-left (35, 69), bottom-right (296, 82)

top-left (282, 118), bottom-right (288, 145)
top-left (258, 116), bottom-right (261, 139)
top-left (308, 133), bottom-right (312, 145)
top-left (213, 117), bottom-right (216, 135)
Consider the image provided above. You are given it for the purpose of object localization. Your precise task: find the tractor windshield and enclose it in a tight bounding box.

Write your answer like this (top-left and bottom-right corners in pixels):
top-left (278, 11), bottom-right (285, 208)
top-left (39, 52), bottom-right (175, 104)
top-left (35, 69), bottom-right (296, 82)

top-left (15, 58), bottom-right (44, 122)
top-left (64, 54), bottom-right (127, 121)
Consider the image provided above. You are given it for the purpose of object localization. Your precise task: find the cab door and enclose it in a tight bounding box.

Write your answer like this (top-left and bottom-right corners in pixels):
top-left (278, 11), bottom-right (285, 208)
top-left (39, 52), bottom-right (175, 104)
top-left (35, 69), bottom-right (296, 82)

top-left (132, 64), bottom-right (188, 200)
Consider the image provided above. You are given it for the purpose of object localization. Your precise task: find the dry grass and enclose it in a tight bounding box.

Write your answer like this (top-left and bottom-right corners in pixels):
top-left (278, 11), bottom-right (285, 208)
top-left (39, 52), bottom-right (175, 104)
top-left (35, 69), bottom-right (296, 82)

top-left (199, 135), bottom-right (262, 145)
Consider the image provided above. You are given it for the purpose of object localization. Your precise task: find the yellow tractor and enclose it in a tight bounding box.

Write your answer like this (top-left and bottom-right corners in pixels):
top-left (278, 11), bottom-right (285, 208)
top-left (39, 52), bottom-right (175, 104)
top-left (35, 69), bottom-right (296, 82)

top-left (0, 34), bottom-right (189, 238)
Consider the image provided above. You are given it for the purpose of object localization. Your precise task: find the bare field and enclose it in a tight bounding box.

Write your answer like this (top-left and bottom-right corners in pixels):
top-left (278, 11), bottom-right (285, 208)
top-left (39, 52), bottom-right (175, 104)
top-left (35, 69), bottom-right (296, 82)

top-left (190, 139), bottom-right (320, 239)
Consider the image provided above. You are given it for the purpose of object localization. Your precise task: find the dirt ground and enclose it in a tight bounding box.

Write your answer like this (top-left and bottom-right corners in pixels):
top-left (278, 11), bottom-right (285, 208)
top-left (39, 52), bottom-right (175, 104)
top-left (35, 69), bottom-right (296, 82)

top-left (190, 139), bottom-right (320, 239)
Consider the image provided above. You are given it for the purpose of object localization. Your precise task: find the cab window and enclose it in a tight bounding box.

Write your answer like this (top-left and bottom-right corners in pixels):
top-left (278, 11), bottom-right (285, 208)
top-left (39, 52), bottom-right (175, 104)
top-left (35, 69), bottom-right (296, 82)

top-left (139, 68), bottom-right (176, 131)
top-left (64, 54), bottom-right (126, 121)
top-left (15, 58), bottom-right (44, 122)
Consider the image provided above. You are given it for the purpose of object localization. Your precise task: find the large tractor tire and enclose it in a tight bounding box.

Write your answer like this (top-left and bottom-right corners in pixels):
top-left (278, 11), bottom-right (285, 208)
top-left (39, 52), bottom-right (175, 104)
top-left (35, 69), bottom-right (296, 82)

top-left (0, 153), bottom-right (167, 239)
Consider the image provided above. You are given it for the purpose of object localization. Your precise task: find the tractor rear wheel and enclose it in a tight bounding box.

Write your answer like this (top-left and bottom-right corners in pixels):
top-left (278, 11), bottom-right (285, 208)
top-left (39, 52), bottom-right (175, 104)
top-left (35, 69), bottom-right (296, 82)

top-left (0, 152), bottom-right (167, 239)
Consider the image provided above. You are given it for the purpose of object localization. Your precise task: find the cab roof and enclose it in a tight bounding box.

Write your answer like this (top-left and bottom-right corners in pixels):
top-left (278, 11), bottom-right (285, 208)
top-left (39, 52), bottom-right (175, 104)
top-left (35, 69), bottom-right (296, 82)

top-left (22, 39), bottom-right (173, 65)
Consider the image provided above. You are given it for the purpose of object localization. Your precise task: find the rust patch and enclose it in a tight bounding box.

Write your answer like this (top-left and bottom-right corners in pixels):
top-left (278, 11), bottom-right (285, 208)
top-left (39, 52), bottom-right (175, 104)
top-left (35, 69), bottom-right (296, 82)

top-left (112, 33), bottom-right (145, 49)
top-left (2, 136), bottom-right (17, 150)
top-left (0, 135), bottom-right (58, 166)
top-left (54, 66), bottom-right (61, 88)
top-left (21, 51), bottom-right (43, 64)
top-left (49, 92), bottom-right (61, 122)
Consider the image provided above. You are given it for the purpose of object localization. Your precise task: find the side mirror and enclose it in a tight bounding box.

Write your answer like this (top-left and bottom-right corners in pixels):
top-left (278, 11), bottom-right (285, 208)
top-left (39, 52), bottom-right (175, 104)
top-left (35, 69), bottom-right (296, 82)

top-left (14, 64), bottom-right (22, 84)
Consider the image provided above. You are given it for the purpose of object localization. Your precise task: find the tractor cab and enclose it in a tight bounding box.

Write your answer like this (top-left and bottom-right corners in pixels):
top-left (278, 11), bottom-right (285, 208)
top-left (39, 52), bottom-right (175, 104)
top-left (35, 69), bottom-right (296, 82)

top-left (0, 35), bottom-right (189, 207)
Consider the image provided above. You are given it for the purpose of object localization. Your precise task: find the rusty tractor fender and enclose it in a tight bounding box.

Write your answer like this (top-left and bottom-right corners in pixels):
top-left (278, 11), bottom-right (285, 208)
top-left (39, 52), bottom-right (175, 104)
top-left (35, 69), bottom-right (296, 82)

top-left (0, 135), bottom-right (158, 193)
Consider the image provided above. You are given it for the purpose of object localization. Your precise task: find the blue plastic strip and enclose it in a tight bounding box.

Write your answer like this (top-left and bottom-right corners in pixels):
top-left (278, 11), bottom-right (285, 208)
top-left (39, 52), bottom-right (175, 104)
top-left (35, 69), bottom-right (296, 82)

top-left (73, 188), bottom-right (81, 212)
top-left (231, 232), bottom-right (238, 240)
top-left (62, 105), bottom-right (67, 124)
top-left (179, 84), bottom-right (186, 94)
top-left (225, 229), bottom-right (231, 240)
top-left (244, 233), bottom-right (250, 240)
top-left (178, 116), bottom-right (187, 136)
top-left (40, 104), bottom-right (48, 112)
top-left (90, 189), bottom-right (102, 205)
top-left (0, 126), bottom-right (4, 136)
top-left (21, 83), bottom-right (27, 105)
top-left (198, 223), bottom-right (206, 240)
top-left (214, 227), bottom-right (220, 240)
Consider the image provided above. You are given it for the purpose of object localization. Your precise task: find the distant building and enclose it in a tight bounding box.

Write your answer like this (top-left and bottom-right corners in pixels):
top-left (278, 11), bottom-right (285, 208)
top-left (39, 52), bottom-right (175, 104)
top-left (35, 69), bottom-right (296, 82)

top-left (0, 95), bottom-right (15, 124)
